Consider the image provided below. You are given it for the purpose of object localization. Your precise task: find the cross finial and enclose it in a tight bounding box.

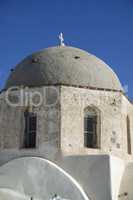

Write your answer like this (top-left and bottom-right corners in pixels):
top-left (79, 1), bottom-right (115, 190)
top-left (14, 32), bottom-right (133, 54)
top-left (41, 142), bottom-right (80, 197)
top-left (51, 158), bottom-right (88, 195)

top-left (59, 32), bottom-right (65, 46)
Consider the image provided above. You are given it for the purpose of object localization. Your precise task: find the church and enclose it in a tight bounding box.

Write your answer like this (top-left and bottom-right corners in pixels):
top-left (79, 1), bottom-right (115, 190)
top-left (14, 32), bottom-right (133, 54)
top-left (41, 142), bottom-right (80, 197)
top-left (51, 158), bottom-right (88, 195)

top-left (0, 35), bottom-right (133, 200)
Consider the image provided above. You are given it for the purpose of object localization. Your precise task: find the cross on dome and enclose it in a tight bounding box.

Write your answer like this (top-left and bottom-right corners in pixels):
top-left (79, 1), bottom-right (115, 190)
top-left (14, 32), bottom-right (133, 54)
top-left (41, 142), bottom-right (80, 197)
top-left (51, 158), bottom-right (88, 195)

top-left (59, 32), bottom-right (65, 46)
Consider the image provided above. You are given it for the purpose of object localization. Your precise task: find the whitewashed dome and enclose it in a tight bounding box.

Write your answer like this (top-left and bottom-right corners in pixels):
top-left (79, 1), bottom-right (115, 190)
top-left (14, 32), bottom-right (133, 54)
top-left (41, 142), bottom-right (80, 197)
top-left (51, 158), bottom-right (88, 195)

top-left (5, 46), bottom-right (123, 91)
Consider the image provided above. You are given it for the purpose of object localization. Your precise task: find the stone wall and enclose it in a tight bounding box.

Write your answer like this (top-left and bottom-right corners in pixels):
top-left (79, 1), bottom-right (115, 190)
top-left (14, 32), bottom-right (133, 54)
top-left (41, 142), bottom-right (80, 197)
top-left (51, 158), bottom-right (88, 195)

top-left (0, 85), bottom-right (133, 160)
top-left (0, 86), bottom-right (61, 159)
top-left (60, 86), bottom-right (133, 158)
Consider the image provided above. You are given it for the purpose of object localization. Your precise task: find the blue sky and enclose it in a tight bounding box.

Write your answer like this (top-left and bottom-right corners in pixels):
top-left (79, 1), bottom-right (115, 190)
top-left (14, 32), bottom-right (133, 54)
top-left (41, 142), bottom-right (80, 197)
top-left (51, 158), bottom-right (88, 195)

top-left (0, 0), bottom-right (133, 99)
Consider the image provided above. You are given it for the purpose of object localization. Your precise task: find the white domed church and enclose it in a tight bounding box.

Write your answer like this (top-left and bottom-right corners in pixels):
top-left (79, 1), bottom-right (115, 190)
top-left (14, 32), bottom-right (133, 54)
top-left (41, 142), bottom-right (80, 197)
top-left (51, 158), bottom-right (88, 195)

top-left (0, 38), bottom-right (133, 200)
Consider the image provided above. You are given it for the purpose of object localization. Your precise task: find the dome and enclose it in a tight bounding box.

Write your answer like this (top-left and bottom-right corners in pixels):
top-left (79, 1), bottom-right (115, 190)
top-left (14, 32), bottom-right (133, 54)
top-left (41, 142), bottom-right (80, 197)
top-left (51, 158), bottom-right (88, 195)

top-left (5, 46), bottom-right (123, 91)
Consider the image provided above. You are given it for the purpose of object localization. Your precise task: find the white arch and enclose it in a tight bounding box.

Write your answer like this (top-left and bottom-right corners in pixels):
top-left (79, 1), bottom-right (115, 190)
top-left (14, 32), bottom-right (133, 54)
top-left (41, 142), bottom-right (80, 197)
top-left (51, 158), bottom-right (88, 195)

top-left (0, 157), bottom-right (90, 200)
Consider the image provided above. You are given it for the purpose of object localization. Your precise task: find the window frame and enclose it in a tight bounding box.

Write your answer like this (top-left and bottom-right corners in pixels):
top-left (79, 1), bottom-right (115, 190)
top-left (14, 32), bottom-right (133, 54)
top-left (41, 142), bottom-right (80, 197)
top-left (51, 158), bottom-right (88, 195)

top-left (23, 111), bottom-right (37, 149)
top-left (127, 115), bottom-right (132, 155)
top-left (84, 106), bottom-right (101, 149)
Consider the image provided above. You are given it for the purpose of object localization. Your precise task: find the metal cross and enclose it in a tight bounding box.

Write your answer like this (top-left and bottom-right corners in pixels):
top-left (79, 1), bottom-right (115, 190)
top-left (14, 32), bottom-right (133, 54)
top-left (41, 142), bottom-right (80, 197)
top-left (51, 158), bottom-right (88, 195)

top-left (59, 32), bottom-right (65, 46)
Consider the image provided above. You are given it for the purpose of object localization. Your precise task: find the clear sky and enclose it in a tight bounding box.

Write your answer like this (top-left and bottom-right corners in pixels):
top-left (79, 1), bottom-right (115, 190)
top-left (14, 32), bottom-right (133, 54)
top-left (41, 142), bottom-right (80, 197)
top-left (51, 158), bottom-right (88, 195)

top-left (0, 0), bottom-right (133, 99)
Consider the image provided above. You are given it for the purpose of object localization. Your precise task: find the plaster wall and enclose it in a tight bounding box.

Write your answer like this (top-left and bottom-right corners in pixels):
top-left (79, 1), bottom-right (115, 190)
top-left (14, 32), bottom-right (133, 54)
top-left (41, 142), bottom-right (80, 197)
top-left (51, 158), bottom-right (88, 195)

top-left (109, 156), bottom-right (125, 200)
top-left (119, 162), bottom-right (133, 200)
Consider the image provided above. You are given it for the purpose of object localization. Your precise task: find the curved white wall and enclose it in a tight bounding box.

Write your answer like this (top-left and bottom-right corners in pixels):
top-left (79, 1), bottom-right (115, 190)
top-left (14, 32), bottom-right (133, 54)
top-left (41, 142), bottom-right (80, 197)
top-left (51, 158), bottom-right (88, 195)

top-left (0, 157), bottom-right (89, 200)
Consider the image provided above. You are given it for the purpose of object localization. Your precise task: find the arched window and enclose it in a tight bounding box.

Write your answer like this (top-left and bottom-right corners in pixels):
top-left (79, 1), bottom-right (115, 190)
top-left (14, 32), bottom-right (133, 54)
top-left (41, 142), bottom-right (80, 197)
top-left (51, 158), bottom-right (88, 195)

top-left (127, 115), bottom-right (131, 154)
top-left (84, 106), bottom-right (100, 148)
top-left (24, 110), bottom-right (37, 148)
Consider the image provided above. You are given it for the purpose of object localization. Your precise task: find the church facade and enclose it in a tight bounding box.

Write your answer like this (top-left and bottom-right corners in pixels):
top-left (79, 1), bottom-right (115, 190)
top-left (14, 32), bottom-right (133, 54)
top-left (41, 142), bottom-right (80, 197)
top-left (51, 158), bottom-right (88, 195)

top-left (0, 44), bottom-right (133, 200)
